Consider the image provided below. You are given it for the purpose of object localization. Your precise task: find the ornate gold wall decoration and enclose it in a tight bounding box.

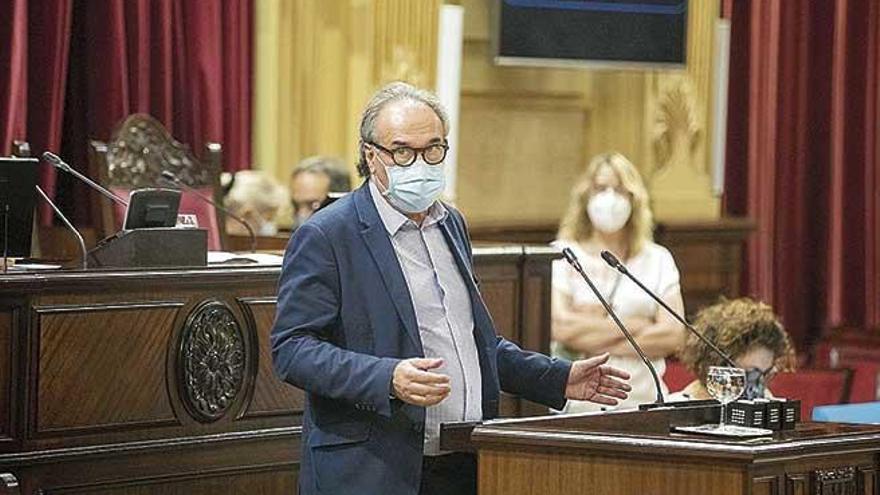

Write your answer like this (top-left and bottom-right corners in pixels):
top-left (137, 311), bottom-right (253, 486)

top-left (649, 76), bottom-right (702, 183)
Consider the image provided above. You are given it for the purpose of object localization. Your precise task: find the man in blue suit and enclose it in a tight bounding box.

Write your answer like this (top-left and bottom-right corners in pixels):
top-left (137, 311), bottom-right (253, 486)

top-left (271, 82), bottom-right (631, 495)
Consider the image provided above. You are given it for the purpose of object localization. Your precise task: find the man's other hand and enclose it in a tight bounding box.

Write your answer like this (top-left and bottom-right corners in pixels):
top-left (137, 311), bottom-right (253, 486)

top-left (565, 353), bottom-right (632, 406)
top-left (392, 358), bottom-right (451, 406)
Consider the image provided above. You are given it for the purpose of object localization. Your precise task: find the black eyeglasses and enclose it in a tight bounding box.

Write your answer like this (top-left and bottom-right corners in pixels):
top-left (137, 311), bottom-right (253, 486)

top-left (369, 141), bottom-right (448, 166)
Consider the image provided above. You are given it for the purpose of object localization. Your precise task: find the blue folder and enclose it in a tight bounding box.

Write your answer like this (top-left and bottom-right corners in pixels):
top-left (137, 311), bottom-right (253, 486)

top-left (812, 402), bottom-right (880, 424)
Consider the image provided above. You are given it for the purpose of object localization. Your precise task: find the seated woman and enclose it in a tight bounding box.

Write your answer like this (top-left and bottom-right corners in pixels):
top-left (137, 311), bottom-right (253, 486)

top-left (671, 297), bottom-right (797, 401)
top-left (552, 152), bottom-right (685, 412)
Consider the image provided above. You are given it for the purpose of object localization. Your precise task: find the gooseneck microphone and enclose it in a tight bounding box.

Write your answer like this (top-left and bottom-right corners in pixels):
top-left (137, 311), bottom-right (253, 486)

top-left (160, 170), bottom-right (256, 253)
top-left (42, 151), bottom-right (129, 207)
top-left (600, 250), bottom-right (738, 368)
top-left (34, 185), bottom-right (87, 270)
top-left (561, 247), bottom-right (665, 406)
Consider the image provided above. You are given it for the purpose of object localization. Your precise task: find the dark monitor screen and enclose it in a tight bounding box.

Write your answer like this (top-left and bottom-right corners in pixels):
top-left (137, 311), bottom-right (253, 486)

top-left (123, 188), bottom-right (181, 230)
top-left (495, 0), bottom-right (688, 69)
top-left (0, 157), bottom-right (39, 257)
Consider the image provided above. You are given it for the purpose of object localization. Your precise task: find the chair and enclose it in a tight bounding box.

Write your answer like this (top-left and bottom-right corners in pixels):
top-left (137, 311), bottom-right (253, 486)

top-left (815, 334), bottom-right (880, 403)
top-left (663, 359), bottom-right (697, 393)
top-left (88, 114), bottom-right (225, 250)
top-left (770, 368), bottom-right (853, 420)
top-left (812, 402), bottom-right (880, 424)
top-left (846, 362), bottom-right (880, 403)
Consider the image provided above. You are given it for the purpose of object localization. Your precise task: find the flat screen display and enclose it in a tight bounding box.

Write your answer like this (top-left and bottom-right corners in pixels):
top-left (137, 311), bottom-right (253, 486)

top-left (495, 0), bottom-right (688, 69)
top-left (0, 157), bottom-right (38, 257)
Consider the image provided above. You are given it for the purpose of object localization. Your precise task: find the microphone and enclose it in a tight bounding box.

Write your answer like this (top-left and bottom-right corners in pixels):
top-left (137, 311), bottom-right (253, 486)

top-left (160, 170), bottom-right (256, 253)
top-left (561, 247), bottom-right (665, 406)
top-left (34, 185), bottom-right (87, 270)
top-left (600, 250), bottom-right (738, 368)
top-left (42, 152), bottom-right (129, 207)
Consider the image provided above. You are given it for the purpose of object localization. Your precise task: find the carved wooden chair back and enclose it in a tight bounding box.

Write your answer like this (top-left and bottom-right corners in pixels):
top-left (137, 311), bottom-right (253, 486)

top-left (88, 114), bottom-right (225, 249)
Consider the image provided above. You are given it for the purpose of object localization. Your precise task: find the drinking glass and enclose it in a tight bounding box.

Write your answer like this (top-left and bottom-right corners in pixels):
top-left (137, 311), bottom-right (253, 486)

top-left (705, 366), bottom-right (746, 432)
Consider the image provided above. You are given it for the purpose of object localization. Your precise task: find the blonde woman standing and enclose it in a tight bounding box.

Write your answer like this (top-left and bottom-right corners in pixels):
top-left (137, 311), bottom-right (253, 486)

top-left (552, 152), bottom-right (685, 412)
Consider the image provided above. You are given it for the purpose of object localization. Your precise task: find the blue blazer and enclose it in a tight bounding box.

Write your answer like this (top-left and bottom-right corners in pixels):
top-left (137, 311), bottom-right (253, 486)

top-left (271, 182), bottom-right (572, 495)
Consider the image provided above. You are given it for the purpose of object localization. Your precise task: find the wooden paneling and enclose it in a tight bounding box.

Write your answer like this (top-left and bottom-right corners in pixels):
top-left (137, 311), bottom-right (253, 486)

top-left (12, 429), bottom-right (299, 494)
top-left (34, 304), bottom-right (182, 433)
top-left (57, 469), bottom-right (297, 495)
top-left (786, 473), bottom-right (808, 495)
top-left (0, 311), bottom-right (10, 441)
top-left (457, 91), bottom-right (588, 225)
top-left (479, 449), bottom-right (744, 495)
top-left (475, 261), bottom-right (520, 344)
top-left (460, 408), bottom-right (880, 495)
top-left (238, 298), bottom-right (303, 418)
top-left (858, 467), bottom-right (876, 495)
top-left (653, 218), bottom-right (754, 316)
top-left (470, 218), bottom-right (755, 318)
top-left (752, 476), bottom-right (779, 495)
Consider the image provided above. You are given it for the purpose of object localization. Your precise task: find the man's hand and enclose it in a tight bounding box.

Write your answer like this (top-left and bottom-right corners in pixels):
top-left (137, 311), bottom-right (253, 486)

top-left (564, 353), bottom-right (632, 406)
top-left (392, 358), bottom-right (451, 407)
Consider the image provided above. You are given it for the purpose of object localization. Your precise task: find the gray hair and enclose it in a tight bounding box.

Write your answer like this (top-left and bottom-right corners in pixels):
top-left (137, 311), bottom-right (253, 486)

top-left (224, 170), bottom-right (288, 214)
top-left (292, 155), bottom-right (351, 192)
top-left (357, 81), bottom-right (449, 177)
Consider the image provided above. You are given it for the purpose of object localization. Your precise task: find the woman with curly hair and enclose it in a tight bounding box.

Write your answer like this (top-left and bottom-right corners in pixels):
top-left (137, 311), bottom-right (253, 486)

top-left (671, 297), bottom-right (797, 401)
top-left (552, 152), bottom-right (685, 412)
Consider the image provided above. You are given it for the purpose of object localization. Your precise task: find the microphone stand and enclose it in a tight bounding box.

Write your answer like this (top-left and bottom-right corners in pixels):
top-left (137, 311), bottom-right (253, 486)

top-left (562, 247), bottom-right (665, 406)
top-left (35, 185), bottom-right (87, 270)
top-left (600, 250), bottom-right (738, 368)
top-left (42, 152), bottom-right (129, 207)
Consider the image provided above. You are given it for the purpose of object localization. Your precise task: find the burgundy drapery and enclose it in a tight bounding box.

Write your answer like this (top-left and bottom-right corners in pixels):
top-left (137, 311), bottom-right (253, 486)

top-left (723, 0), bottom-right (880, 350)
top-left (0, 0), bottom-right (72, 222)
top-left (1, 0), bottom-right (252, 224)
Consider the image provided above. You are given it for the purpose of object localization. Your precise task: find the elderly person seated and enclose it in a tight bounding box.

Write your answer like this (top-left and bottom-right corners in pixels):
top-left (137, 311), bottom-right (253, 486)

top-left (289, 156), bottom-right (351, 229)
top-left (670, 297), bottom-right (797, 401)
top-left (224, 170), bottom-right (288, 237)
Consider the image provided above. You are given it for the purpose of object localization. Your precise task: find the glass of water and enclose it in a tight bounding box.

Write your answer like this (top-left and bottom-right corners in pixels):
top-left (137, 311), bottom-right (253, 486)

top-left (706, 366), bottom-right (746, 431)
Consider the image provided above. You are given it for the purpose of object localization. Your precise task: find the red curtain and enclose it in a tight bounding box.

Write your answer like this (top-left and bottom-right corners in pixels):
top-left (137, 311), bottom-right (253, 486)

top-left (723, 0), bottom-right (880, 350)
top-left (0, 0), bottom-right (73, 221)
top-left (1, 0), bottom-right (252, 224)
top-left (0, 0), bottom-right (29, 157)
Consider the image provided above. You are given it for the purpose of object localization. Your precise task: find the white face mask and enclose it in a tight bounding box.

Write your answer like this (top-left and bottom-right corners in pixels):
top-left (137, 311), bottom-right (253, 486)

top-left (377, 157), bottom-right (446, 214)
top-left (587, 188), bottom-right (632, 233)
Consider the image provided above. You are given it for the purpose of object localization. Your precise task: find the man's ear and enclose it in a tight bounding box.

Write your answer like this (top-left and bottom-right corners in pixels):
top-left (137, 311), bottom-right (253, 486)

top-left (363, 143), bottom-right (376, 174)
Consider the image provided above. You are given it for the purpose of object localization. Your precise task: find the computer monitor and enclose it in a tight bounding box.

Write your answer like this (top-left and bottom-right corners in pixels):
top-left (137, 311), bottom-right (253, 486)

top-left (0, 157), bottom-right (39, 257)
top-left (122, 188), bottom-right (182, 230)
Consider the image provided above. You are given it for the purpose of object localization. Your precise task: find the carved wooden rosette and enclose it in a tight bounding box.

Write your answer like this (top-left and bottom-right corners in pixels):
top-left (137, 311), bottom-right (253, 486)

top-left (813, 467), bottom-right (857, 495)
top-left (174, 300), bottom-right (249, 423)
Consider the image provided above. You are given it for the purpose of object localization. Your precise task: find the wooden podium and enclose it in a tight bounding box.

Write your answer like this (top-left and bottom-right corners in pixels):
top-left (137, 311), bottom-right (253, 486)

top-left (0, 245), bottom-right (556, 494)
top-left (442, 405), bottom-right (880, 495)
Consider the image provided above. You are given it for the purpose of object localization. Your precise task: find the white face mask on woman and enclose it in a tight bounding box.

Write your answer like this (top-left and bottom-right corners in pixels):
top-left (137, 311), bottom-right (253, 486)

top-left (587, 188), bottom-right (632, 233)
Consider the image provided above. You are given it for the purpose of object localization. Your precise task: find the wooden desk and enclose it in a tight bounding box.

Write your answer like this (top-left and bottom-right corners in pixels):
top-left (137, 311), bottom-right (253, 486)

top-left (0, 245), bottom-right (556, 494)
top-left (442, 407), bottom-right (880, 495)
